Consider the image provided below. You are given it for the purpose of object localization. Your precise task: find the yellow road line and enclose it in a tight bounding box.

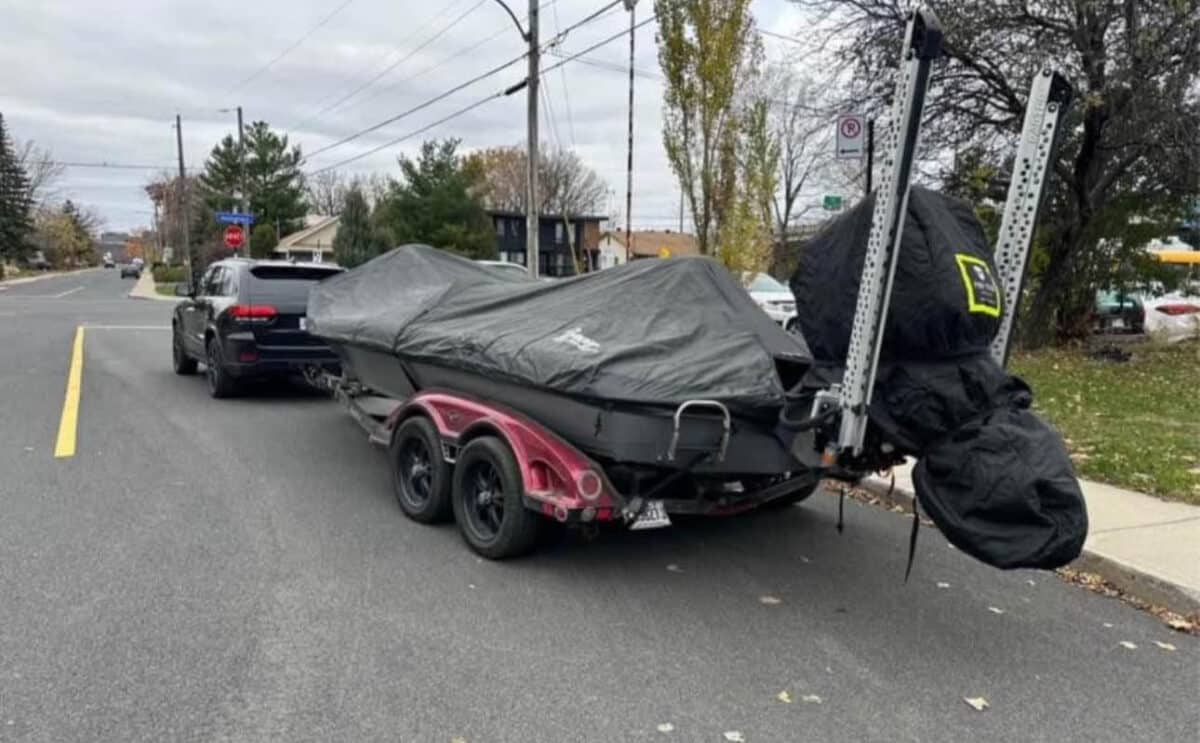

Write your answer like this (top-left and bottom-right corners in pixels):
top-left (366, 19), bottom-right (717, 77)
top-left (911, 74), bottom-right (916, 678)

top-left (54, 326), bottom-right (85, 458)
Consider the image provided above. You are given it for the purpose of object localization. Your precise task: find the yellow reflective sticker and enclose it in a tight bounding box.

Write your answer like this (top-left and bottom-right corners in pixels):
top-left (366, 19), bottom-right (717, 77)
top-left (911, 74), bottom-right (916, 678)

top-left (955, 254), bottom-right (1002, 317)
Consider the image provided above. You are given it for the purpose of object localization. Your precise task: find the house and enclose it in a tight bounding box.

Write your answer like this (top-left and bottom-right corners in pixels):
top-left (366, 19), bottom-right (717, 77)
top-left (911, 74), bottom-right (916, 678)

top-left (272, 215), bottom-right (339, 263)
top-left (488, 211), bottom-right (606, 277)
top-left (597, 230), bottom-right (700, 268)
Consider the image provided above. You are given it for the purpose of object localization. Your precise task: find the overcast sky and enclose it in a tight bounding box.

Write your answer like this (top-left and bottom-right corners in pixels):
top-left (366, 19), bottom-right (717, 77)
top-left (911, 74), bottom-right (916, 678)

top-left (0, 0), bottom-right (818, 233)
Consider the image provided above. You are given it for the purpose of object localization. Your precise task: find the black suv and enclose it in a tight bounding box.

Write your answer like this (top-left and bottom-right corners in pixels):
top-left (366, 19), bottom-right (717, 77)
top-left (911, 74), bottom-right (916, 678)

top-left (172, 259), bottom-right (342, 397)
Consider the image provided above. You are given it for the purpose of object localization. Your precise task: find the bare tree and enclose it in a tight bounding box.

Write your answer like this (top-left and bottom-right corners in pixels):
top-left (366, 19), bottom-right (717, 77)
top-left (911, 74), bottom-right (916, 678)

top-left (305, 169), bottom-right (349, 216)
top-left (761, 66), bottom-right (835, 274)
top-left (15, 139), bottom-right (65, 206)
top-left (465, 145), bottom-right (608, 215)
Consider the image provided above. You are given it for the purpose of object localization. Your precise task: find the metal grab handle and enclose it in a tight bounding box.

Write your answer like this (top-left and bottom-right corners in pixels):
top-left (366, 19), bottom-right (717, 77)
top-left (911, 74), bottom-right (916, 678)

top-left (667, 399), bottom-right (731, 463)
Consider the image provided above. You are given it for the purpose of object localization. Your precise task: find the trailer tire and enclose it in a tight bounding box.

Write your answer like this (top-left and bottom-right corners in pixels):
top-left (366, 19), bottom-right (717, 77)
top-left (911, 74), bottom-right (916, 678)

top-left (390, 417), bottom-right (452, 523)
top-left (452, 436), bottom-right (542, 559)
top-left (759, 478), bottom-right (821, 510)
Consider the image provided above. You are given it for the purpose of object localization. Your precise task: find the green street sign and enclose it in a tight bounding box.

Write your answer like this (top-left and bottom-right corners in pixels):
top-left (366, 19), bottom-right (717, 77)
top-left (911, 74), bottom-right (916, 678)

top-left (823, 195), bottom-right (843, 211)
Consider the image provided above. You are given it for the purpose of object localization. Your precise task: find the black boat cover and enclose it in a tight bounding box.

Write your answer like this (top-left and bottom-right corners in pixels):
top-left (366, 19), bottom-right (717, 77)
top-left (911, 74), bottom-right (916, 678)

top-left (791, 188), bottom-right (1087, 570)
top-left (307, 245), bottom-right (811, 417)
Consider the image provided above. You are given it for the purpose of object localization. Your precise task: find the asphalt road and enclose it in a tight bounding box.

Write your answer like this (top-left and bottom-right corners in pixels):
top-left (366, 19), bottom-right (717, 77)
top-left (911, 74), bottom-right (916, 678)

top-left (1, 268), bottom-right (1196, 743)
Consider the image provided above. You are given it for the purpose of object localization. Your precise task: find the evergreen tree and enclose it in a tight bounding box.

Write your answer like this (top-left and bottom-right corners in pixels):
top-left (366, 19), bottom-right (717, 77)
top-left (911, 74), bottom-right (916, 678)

top-left (250, 223), bottom-right (277, 259)
top-left (200, 121), bottom-right (307, 238)
top-left (374, 139), bottom-right (495, 259)
top-left (333, 186), bottom-right (383, 268)
top-left (0, 113), bottom-right (34, 264)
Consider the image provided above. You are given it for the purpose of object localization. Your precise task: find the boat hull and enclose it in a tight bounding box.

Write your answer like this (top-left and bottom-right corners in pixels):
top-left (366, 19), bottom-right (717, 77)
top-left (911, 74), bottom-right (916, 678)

top-left (331, 343), bottom-right (801, 476)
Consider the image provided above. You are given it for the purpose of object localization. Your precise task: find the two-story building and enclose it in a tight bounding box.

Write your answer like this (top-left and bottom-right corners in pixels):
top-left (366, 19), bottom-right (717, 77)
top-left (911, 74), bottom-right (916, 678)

top-left (488, 211), bottom-right (606, 277)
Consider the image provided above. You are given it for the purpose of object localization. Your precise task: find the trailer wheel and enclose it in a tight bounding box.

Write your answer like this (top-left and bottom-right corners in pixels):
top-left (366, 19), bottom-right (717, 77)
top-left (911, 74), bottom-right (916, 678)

top-left (452, 436), bottom-right (542, 559)
top-left (390, 417), bottom-right (452, 523)
top-left (759, 477), bottom-right (821, 510)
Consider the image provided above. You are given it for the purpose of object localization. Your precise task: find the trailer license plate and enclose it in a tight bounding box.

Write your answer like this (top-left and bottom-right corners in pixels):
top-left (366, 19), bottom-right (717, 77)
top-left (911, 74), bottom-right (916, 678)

top-left (630, 500), bottom-right (671, 530)
top-left (299, 317), bottom-right (307, 330)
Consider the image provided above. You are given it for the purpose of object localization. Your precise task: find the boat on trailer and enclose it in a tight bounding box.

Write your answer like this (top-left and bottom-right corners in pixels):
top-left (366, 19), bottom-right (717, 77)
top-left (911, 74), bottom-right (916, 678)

top-left (305, 7), bottom-right (1088, 567)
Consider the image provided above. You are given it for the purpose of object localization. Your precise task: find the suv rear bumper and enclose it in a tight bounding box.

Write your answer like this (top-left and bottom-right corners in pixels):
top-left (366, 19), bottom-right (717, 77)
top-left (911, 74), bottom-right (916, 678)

top-left (220, 333), bottom-right (340, 377)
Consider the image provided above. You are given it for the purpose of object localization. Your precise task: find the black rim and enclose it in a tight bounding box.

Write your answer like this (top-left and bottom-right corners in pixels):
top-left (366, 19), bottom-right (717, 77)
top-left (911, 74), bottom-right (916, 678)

top-left (461, 459), bottom-right (504, 541)
top-left (398, 437), bottom-right (433, 507)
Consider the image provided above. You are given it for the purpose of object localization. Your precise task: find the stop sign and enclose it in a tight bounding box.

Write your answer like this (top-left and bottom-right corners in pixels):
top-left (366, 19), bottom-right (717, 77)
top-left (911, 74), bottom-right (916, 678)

top-left (224, 225), bottom-right (245, 250)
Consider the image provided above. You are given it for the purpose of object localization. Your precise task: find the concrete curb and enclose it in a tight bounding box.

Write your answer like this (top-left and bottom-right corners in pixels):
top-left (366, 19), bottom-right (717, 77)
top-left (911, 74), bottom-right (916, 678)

top-left (127, 270), bottom-right (180, 303)
top-left (860, 474), bottom-right (1200, 616)
top-left (0, 267), bottom-right (98, 286)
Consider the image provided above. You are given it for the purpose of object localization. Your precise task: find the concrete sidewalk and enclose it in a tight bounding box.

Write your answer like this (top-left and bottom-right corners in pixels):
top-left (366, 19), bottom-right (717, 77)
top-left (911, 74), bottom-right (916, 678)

top-left (866, 461), bottom-right (1200, 614)
top-left (128, 268), bottom-right (179, 302)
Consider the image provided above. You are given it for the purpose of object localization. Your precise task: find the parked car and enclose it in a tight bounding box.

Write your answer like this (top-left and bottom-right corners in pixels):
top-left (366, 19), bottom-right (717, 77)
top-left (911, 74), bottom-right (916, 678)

top-left (742, 272), bottom-right (798, 331)
top-left (476, 259), bottom-right (531, 278)
top-left (171, 259), bottom-right (344, 398)
top-left (120, 263), bottom-right (142, 279)
top-left (26, 251), bottom-right (51, 271)
top-left (1092, 289), bottom-right (1144, 334)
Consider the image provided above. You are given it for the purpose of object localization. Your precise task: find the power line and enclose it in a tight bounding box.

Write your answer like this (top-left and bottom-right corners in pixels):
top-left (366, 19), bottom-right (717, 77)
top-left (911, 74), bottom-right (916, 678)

top-left (306, 94), bottom-right (503, 175)
top-left (229, 0), bottom-right (357, 93)
top-left (550, 0), bottom-right (576, 145)
top-left (540, 14), bottom-right (656, 77)
top-left (302, 52), bottom-right (527, 163)
top-left (47, 160), bottom-right (183, 171)
top-left (305, 0), bottom-right (486, 124)
top-left (759, 28), bottom-right (804, 45)
top-left (287, 0), bottom-right (476, 129)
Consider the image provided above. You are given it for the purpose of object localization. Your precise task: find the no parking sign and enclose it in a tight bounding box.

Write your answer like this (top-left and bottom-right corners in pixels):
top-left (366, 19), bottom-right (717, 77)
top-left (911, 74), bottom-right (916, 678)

top-left (836, 114), bottom-right (866, 159)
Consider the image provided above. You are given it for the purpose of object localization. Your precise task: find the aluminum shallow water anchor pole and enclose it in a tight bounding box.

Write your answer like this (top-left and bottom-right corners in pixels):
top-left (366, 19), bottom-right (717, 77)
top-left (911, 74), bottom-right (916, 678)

top-left (989, 67), bottom-right (1072, 368)
top-left (831, 7), bottom-right (942, 459)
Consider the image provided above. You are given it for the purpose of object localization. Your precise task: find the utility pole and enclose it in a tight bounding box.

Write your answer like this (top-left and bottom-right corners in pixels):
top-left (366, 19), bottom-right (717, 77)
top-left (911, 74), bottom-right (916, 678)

top-left (526, 0), bottom-right (540, 278)
top-left (678, 190), bottom-right (684, 233)
top-left (175, 114), bottom-right (193, 292)
top-left (623, 0), bottom-right (638, 262)
top-left (237, 106), bottom-right (246, 258)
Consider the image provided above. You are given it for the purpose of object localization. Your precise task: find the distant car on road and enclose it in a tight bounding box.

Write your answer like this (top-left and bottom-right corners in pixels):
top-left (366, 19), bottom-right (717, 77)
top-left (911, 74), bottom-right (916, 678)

top-left (742, 272), bottom-right (798, 332)
top-left (120, 263), bottom-right (142, 279)
top-left (171, 259), bottom-right (344, 398)
top-left (103, 252), bottom-right (115, 268)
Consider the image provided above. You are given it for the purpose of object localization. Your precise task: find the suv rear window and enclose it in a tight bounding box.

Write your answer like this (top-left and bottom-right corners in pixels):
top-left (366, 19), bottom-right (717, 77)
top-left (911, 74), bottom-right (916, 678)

top-left (245, 265), bottom-right (342, 303)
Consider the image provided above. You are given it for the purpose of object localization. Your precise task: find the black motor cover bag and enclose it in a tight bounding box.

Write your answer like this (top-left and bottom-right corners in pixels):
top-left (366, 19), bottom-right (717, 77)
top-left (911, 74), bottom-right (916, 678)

top-left (870, 356), bottom-right (1087, 570)
top-left (913, 406), bottom-right (1088, 570)
top-left (791, 186), bottom-right (1003, 363)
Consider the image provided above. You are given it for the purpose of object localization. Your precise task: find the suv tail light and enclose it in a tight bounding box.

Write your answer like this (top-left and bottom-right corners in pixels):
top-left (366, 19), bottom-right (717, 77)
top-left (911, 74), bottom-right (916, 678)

top-left (229, 304), bottom-right (277, 322)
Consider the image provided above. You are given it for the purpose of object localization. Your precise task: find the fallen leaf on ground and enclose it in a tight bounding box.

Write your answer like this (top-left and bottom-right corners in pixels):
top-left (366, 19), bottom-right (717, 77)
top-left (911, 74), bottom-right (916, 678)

top-left (1103, 622), bottom-right (1114, 628)
top-left (1026, 579), bottom-right (1036, 586)
top-left (936, 582), bottom-right (950, 589)
top-left (759, 595), bottom-right (782, 605)
top-left (666, 564), bottom-right (683, 573)
top-left (800, 694), bottom-right (822, 704)
top-left (656, 723), bottom-right (674, 733)
top-left (1153, 641), bottom-right (1177, 651)
top-left (723, 732), bottom-right (745, 742)
top-left (776, 691), bottom-right (792, 704)
top-left (987, 606), bottom-right (1005, 615)
top-left (798, 556), bottom-right (812, 564)
top-left (1119, 641), bottom-right (1138, 650)
top-left (963, 697), bottom-right (989, 711)
top-left (1166, 618), bottom-right (1195, 632)
top-left (450, 738), bottom-right (466, 743)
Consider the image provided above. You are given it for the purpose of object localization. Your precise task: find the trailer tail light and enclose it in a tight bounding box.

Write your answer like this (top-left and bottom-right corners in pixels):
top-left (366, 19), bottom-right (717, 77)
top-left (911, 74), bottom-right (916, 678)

top-left (576, 470), bottom-right (603, 501)
top-left (229, 304), bottom-right (277, 322)
top-left (239, 351), bottom-right (259, 362)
